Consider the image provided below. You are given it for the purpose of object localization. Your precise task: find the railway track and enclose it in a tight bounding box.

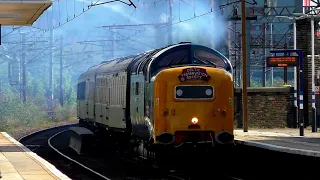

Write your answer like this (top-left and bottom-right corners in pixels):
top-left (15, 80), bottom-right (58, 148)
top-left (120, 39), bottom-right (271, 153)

top-left (19, 124), bottom-right (244, 180)
top-left (18, 124), bottom-right (101, 180)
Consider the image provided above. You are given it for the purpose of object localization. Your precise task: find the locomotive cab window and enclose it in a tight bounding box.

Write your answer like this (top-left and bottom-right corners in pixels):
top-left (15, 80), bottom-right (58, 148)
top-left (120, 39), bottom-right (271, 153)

top-left (193, 49), bottom-right (226, 68)
top-left (175, 85), bottom-right (214, 100)
top-left (77, 81), bottom-right (86, 100)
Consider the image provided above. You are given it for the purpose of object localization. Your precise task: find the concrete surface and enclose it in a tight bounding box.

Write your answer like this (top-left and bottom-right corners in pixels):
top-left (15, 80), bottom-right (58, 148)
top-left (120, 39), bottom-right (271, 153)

top-left (234, 128), bottom-right (320, 157)
top-left (0, 132), bottom-right (70, 180)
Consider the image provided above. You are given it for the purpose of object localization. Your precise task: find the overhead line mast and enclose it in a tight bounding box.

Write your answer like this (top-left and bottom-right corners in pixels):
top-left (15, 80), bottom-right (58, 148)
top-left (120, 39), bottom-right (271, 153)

top-left (241, 0), bottom-right (248, 132)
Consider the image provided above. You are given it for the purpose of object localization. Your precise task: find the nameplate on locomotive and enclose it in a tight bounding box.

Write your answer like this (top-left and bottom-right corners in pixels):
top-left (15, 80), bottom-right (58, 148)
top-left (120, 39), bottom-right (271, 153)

top-left (178, 68), bottom-right (211, 82)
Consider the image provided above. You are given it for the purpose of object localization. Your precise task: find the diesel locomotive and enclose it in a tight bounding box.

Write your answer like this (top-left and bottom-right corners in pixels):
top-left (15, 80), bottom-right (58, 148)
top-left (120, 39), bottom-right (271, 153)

top-left (76, 42), bottom-right (234, 158)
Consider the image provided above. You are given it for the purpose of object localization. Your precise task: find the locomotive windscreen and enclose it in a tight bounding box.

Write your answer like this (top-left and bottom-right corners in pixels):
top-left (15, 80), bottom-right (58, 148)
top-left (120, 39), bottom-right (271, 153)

top-left (175, 85), bottom-right (214, 100)
top-left (77, 81), bottom-right (86, 100)
top-left (193, 49), bottom-right (226, 68)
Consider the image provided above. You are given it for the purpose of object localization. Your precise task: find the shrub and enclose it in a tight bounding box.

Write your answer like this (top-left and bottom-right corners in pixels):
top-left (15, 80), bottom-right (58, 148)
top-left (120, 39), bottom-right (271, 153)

top-left (54, 105), bottom-right (77, 122)
top-left (0, 94), bottom-right (50, 131)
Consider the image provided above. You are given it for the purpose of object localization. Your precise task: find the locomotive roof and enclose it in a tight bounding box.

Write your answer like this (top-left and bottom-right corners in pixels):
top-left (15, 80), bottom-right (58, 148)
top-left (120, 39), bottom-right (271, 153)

top-left (79, 52), bottom-right (152, 78)
top-left (79, 42), bottom-right (232, 79)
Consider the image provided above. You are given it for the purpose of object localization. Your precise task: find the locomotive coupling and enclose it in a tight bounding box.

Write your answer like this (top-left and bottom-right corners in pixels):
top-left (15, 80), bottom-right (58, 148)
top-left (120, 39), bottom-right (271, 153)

top-left (156, 132), bottom-right (175, 144)
top-left (215, 131), bottom-right (234, 144)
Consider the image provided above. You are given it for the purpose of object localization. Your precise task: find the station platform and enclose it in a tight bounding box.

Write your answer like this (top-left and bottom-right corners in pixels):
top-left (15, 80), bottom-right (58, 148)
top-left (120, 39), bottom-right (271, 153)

top-left (234, 128), bottom-right (320, 157)
top-left (0, 132), bottom-right (70, 180)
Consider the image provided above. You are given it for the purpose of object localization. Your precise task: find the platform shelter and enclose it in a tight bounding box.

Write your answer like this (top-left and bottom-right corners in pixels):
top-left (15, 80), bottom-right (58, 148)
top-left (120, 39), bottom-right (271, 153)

top-left (0, 0), bottom-right (51, 26)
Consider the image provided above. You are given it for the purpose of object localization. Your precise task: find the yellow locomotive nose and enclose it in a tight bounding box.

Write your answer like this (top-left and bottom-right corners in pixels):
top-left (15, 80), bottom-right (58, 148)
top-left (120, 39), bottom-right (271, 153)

top-left (191, 117), bottom-right (199, 124)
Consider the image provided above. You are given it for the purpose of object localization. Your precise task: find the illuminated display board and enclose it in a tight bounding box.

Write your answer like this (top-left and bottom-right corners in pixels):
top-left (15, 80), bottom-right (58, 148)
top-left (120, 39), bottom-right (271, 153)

top-left (266, 56), bottom-right (299, 67)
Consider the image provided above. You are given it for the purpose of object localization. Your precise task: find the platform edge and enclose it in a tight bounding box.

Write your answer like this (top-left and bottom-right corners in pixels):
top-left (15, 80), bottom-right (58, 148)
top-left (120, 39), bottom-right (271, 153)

top-left (1, 132), bottom-right (71, 180)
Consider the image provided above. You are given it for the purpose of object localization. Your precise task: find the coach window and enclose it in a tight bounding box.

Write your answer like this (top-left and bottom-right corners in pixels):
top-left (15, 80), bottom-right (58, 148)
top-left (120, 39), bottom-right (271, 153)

top-left (193, 49), bottom-right (226, 68)
top-left (151, 49), bottom-right (189, 75)
top-left (77, 82), bottom-right (86, 100)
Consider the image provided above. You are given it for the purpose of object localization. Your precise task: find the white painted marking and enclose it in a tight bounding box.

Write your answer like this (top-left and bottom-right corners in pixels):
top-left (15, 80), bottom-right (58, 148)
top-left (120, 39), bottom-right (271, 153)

top-left (48, 130), bottom-right (111, 180)
top-left (167, 174), bottom-right (187, 180)
top-left (300, 104), bottom-right (303, 109)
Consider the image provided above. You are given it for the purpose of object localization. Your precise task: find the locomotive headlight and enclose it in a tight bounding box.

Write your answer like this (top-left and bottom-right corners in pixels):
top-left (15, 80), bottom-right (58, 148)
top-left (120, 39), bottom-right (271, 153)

top-left (176, 89), bottom-right (183, 96)
top-left (205, 89), bottom-right (213, 96)
top-left (191, 117), bottom-right (198, 124)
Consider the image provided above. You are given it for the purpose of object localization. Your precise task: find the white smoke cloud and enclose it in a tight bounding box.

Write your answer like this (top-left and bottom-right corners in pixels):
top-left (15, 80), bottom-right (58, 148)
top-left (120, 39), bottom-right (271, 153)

top-left (160, 13), bottom-right (169, 23)
top-left (172, 11), bottom-right (226, 47)
top-left (178, 22), bottom-right (194, 30)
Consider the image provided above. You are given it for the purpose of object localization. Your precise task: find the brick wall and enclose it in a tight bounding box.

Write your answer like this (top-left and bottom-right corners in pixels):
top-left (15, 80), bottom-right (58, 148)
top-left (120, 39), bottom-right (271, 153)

top-left (234, 87), bottom-right (295, 128)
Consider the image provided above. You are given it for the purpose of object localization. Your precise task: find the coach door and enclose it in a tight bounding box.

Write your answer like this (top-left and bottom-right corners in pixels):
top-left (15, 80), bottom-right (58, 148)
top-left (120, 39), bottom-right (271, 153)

top-left (94, 76), bottom-right (103, 124)
top-left (85, 79), bottom-right (89, 119)
top-left (77, 80), bottom-right (87, 119)
top-left (130, 74), bottom-right (147, 137)
top-left (86, 76), bottom-right (95, 120)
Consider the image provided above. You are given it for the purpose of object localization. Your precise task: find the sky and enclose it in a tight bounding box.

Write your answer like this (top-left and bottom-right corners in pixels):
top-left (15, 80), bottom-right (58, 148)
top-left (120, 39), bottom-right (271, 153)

top-left (29, 0), bottom-right (228, 49)
top-left (0, 0), bottom-right (310, 81)
top-left (0, 0), bottom-right (231, 81)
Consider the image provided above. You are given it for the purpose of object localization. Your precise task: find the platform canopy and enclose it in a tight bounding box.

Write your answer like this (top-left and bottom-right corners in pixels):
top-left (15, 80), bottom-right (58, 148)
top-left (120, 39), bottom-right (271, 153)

top-left (0, 0), bottom-right (52, 26)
